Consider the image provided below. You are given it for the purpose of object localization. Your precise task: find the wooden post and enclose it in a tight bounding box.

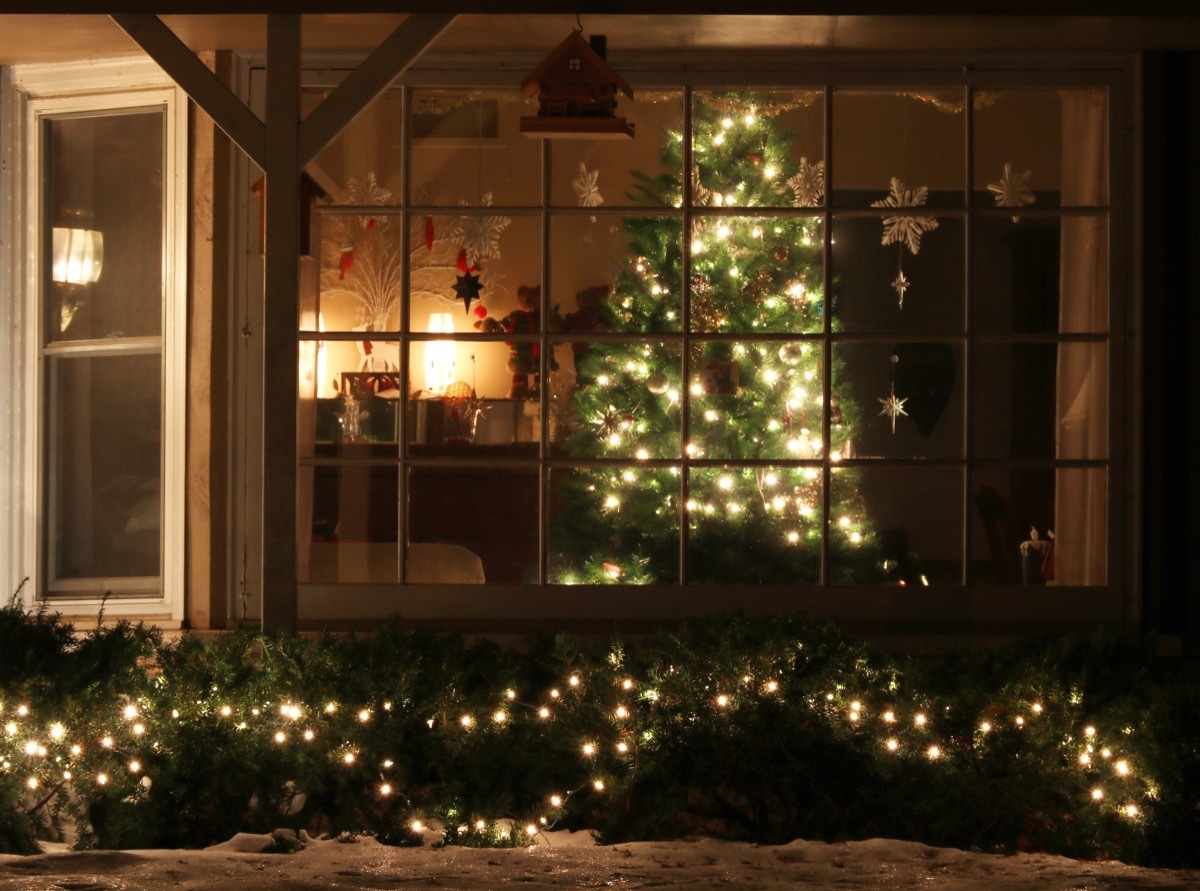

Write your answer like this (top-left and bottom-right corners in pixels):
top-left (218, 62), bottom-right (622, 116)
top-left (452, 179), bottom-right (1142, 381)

top-left (260, 13), bottom-right (302, 631)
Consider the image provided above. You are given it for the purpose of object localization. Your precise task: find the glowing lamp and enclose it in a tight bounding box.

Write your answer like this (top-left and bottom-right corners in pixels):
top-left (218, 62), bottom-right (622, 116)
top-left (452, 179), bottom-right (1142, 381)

top-left (424, 313), bottom-right (456, 396)
top-left (51, 227), bottom-right (103, 284)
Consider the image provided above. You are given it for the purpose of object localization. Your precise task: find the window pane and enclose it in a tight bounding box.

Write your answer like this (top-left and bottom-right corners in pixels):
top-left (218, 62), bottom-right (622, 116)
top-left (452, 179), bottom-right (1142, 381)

top-left (549, 465), bottom-right (681, 584)
top-left (412, 214), bottom-right (542, 335)
top-left (550, 214), bottom-right (683, 335)
top-left (689, 215), bottom-right (824, 334)
top-left (317, 209), bottom-right (402, 333)
top-left (550, 91), bottom-right (684, 208)
top-left (45, 110), bottom-right (163, 342)
top-left (552, 341), bottom-right (682, 460)
top-left (832, 342), bottom-right (964, 460)
top-left (409, 90), bottom-right (540, 206)
top-left (47, 353), bottom-right (161, 584)
top-left (832, 465), bottom-right (963, 585)
top-left (305, 85), bottom-right (402, 195)
top-left (688, 340), bottom-right (827, 462)
top-left (970, 467), bottom-right (1105, 586)
top-left (971, 343), bottom-right (1107, 461)
top-left (302, 463), bottom-right (398, 584)
top-left (830, 215), bottom-right (964, 333)
top-left (692, 91), bottom-right (824, 209)
top-left (971, 215), bottom-right (1107, 334)
top-left (409, 466), bottom-right (537, 584)
top-left (687, 465), bottom-right (822, 585)
top-left (831, 89), bottom-right (965, 209)
top-left (973, 88), bottom-right (1108, 209)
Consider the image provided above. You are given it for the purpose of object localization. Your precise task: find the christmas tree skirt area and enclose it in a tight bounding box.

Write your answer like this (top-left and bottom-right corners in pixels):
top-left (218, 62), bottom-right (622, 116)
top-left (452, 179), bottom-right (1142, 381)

top-left (2, 833), bottom-right (1195, 890)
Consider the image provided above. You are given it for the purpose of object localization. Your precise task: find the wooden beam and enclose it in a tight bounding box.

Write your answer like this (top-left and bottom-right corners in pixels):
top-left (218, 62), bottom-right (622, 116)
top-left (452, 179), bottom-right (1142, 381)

top-left (259, 13), bottom-right (301, 631)
top-left (110, 14), bottom-right (266, 169)
top-left (298, 13), bottom-right (456, 166)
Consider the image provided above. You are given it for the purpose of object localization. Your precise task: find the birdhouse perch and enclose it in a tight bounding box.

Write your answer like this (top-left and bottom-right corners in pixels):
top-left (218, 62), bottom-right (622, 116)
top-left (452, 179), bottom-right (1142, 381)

top-left (520, 31), bottom-right (634, 139)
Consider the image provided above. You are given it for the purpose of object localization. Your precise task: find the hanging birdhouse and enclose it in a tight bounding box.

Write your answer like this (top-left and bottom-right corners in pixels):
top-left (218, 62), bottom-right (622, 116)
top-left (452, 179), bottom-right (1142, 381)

top-left (520, 32), bottom-right (634, 139)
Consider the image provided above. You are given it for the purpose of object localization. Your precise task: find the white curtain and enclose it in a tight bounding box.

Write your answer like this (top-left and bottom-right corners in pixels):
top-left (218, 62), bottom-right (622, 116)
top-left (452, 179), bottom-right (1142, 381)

top-left (1054, 89), bottom-right (1108, 585)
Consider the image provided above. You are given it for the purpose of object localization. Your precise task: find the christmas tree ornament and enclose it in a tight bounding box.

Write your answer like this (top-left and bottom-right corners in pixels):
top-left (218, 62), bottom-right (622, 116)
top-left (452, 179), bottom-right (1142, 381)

top-left (690, 165), bottom-right (713, 206)
top-left (778, 342), bottom-right (804, 365)
top-left (988, 162), bottom-right (1035, 222)
top-left (786, 157), bottom-right (825, 207)
top-left (747, 152), bottom-right (762, 167)
top-left (449, 192), bottom-right (511, 266)
top-left (454, 271), bottom-right (483, 314)
top-left (871, 177), bottom-right (939, 255)
top-left (774, 246), bottom-right (789, 262)
top-left (891, 268), bottom-right (910, 309)
top-left (573, 162), bottom-right (605, 208)
top-left (646, 371), bottom-right (669, 395)
top-left (878, 354), bottom-right (909, 435)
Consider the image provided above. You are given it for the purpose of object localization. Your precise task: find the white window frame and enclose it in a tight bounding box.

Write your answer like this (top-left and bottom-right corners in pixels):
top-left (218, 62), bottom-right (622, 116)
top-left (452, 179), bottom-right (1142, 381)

top-left (1, 59), bottom-right (187, 623)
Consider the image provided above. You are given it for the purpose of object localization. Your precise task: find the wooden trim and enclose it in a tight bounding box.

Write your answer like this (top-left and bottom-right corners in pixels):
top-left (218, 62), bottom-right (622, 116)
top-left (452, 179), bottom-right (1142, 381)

top-left (298, 13), bottom-right (457, 165)
top-left (110, 14), bottom-right (267, 168)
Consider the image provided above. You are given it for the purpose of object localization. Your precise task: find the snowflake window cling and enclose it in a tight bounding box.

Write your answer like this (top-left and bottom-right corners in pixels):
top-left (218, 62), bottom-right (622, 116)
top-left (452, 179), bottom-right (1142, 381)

top-left (573, 162), bottom-right (605, 208)
top-left (878, 354), bottom-right (909, 435)
top-left (871, 177), bottom-right (939, 310)
top-left (988, 162), bottom-right (1035, 223)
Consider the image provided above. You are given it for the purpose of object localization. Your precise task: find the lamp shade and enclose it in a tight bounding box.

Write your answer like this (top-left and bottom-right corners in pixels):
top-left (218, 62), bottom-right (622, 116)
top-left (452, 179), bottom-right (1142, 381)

top-left (424, 313), bottom-right (456, 396)
top-left (51, 227), bottom-right (104, 284)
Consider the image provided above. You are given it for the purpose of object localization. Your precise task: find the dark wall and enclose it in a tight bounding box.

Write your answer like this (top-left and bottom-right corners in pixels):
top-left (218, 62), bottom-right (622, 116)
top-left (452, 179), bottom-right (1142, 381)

top-left (1142, 52), bottom-right (1200, 648)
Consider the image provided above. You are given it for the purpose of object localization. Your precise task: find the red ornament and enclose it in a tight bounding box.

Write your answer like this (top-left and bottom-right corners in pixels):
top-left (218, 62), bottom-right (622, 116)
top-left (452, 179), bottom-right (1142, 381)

top-left (474, 306), bottom-right (488, 319)
top-left (338, 242), bottom-right (355, 279)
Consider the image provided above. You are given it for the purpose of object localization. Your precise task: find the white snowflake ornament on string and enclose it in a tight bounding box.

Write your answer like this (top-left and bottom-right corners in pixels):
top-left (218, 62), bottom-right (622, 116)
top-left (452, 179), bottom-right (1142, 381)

top-left (448, 192), bottom-right (511, 266)
top-left (988, 162), bottom-right (1035, 221)
top-left (573, 163), bottom-right (604, 208)
top-left (878, 354), bottom-right (909, 435)
top-left (786, 157), bottom-right (825, 207)
top-left (891, 269), bottom-right (910, 309)
top-left (871, 177), bottom-right (940, 255)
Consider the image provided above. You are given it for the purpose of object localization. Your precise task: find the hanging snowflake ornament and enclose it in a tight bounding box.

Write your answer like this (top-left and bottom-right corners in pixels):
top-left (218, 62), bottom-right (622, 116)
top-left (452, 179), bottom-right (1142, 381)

top-left (573, 162), bottom-right (604, 208)
top-left (786, 157), bottom-right (825, 207)
top-left (871, 177), bottom-right (940, 255)
top-left (449, 192), bottom-right (511, 266)
top-left (988, 162), bottom-right (1035, 221)
top-left (878, 354), bottom-right (909, 435)
top-left (891, 269), bottom-right (910, 310)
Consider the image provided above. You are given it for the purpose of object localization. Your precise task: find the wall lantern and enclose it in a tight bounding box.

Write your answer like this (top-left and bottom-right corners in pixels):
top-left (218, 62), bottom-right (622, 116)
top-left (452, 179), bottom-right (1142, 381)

top-left (520, 31), bottom-right (634, 139)
top-left (51, 227), bottom-right (104, 284)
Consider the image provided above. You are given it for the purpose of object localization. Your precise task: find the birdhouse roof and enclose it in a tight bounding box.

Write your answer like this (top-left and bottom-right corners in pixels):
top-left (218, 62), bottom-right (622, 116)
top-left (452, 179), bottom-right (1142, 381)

top-left (520, 30), bottom-right (633, 99)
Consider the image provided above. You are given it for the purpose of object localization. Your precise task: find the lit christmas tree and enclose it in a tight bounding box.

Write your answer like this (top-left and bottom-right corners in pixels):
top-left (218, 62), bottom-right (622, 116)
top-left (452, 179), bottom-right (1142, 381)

top-left (551, 93), bottom-right (893, 585)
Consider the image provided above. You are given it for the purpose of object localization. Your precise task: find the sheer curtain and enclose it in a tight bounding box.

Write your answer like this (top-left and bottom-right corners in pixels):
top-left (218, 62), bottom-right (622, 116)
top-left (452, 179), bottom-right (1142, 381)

top-left (1055, 89), bottom-right (1108, 585)
top-left (297, 256), bottom-right (319, 583)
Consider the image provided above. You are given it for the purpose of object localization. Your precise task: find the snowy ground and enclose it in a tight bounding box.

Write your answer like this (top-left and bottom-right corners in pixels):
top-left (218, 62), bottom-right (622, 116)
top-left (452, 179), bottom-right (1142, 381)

top-left (2, 832), bottom-right (1198, 890)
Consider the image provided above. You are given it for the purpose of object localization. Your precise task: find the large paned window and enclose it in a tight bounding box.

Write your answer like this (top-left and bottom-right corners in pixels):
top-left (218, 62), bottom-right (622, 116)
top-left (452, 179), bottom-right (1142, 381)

top-left (7, 62), bottom-right (187, 620)
top-left (294, 68), bottom-right (1121, 612)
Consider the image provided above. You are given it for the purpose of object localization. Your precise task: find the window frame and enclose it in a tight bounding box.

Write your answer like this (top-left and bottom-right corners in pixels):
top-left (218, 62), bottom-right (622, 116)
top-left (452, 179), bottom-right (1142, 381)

top-left (234, 54), bottom-right (1136, 635)
top-left (3, 59), bottom-right (188, 623)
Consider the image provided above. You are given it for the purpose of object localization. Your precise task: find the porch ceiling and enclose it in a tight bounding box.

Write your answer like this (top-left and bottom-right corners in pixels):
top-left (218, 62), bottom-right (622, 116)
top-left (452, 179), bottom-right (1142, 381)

top-left (0, 13), bottom-right (1197, 66)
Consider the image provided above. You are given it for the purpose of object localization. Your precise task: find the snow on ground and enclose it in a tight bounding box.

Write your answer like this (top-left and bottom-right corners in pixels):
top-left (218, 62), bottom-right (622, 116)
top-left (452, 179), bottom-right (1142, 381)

top-left (2, 832), bottom-right (1197, 890)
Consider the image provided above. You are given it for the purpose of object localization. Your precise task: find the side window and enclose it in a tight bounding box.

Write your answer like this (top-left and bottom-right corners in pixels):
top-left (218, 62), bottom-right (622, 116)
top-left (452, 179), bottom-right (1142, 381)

top-left (14, 73), bottom-right (187, 619)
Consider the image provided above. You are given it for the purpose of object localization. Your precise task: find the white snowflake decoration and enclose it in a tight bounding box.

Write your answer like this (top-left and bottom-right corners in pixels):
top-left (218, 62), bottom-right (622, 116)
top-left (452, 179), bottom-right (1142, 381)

top-left (448, 192), bottom-right (511, 266)
top-left (871, 177), bottom-right (940, 255)
top-left (573, 162), bottom-right (604, 208)
top-left (988, 163), bottom-right (1035, 217)
top-left (786, 157), bottom-right (825, 207)
top-left (878, 391), bottom-right (909, 435)
top-left (346, 172), bottom-right (393, 227)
